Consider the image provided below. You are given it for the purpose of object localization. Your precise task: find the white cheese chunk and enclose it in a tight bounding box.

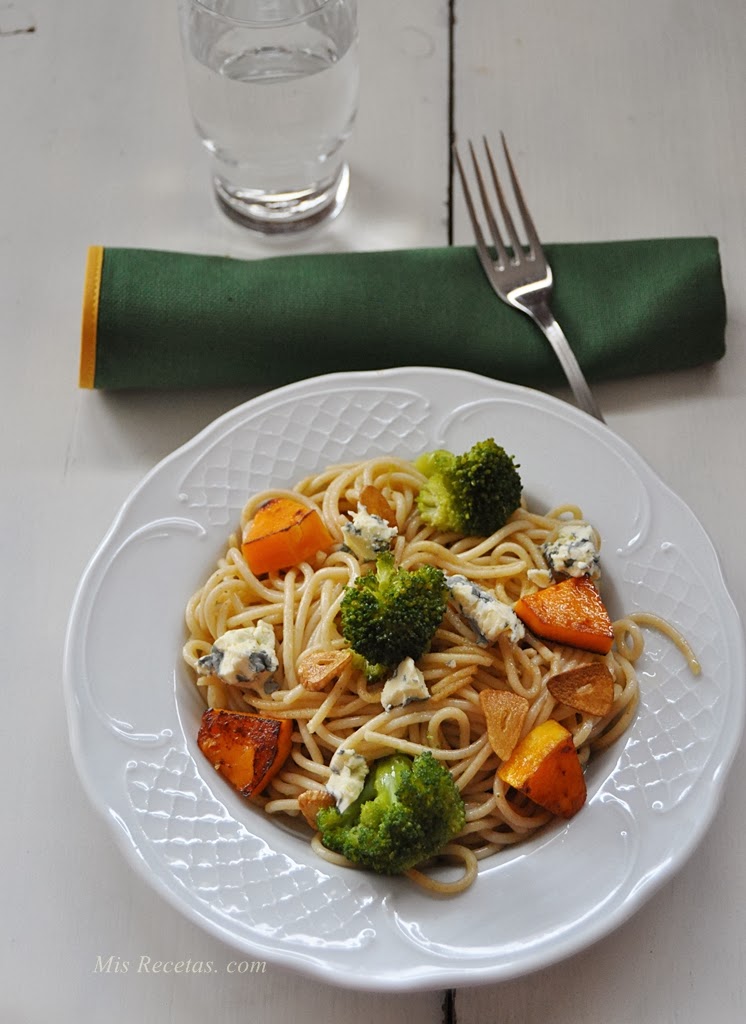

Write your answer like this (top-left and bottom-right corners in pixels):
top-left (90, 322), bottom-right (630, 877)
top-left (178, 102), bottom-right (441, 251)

top-left (527, 568), bottom-right (553, 589)
top-left (380, 657), bottom-right (430, 712)
top-left (197, 621), bottom-right (279, 690)
top-left (342, 504), bottom-right (397, 562)
top-left (326, 748), bottom-right (369, 813)
top-left (542, 521), bottom-right (601, 579)
top-left (446, 575), bottom-right (525, 646)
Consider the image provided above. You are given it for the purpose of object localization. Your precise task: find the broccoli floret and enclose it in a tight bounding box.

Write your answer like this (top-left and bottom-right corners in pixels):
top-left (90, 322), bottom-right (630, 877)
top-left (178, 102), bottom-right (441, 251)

top-left (316, 751), bottom-right (465, 874)
top-left (349, 651), bottom-right (389, 684)
top-left (415, 438), bottom-right (522, 536)
top-left (340, 551), bottom-right (447, 678)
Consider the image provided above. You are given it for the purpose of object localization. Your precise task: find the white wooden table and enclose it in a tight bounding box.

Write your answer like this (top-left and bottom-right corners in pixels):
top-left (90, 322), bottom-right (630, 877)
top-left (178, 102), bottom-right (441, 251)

top-left (2, 1), bottom-right (745, 1021)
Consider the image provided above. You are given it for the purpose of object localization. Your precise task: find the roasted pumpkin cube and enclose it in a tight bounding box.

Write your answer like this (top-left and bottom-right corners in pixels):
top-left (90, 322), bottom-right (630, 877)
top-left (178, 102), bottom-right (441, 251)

top-left (514, 576), bottom-right (614, 654)
top-left (242, 497), bottom-right (333, 575)
top-left (497, 719), bottom-right (586, 818)
top-left (197, 708), bottom-right (293, 798)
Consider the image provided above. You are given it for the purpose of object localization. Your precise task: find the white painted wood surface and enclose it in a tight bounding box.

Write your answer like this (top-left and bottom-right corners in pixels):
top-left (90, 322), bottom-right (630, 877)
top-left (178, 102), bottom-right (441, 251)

top-left (1, 1), bottom-right (744, 1021)
top-left (452, 4), bottom-right (746, 1023)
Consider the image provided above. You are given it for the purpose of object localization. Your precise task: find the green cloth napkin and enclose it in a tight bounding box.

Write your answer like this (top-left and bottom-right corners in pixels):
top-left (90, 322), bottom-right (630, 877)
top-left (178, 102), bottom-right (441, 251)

top-left (79, 239), bottom-right (726, 390)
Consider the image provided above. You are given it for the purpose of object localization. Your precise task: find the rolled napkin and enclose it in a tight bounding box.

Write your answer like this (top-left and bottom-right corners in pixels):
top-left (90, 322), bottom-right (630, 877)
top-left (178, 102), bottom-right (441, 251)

top-left (79, 239), bottom-right (726, 390)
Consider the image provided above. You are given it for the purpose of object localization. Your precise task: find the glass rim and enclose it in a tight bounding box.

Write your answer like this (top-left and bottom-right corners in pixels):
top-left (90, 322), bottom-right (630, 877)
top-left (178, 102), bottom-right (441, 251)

top-left (188, 0), bottom-right (335, 28)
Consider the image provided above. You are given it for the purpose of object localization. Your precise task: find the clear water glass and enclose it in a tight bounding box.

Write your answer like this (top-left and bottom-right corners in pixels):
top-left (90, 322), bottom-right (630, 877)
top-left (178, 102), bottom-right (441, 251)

top-left (177, 0), bottom-right (359, 234)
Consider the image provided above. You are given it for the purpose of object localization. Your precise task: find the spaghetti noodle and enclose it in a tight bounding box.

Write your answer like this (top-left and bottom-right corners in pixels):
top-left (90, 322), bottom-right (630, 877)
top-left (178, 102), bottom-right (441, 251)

top-left (183, 453), bottom-right (696, 894)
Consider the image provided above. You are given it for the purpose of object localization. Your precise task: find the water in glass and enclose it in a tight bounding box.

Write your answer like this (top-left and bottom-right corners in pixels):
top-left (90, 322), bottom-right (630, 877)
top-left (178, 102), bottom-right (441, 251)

top-left (179, 0), bottom-right (358, 232)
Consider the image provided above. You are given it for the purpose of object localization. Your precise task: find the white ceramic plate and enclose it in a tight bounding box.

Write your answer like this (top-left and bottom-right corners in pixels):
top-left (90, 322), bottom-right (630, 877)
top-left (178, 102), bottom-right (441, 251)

top-left (64, 367), bottom-right (745, 991)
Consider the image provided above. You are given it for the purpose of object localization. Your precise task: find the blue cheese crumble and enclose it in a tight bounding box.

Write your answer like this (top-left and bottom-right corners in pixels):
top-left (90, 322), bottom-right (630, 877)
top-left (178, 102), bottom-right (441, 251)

top-left (326, 748), bottom-right (369, 813)
top-left (380, 657), bottom-right (430, 711)
top-left (542, 521), bottom-right (601, 579)
top-left (342, 504), bottom-right (397, 562)
top-left (196, 621), bottom-right (279, 690)
top-left (446, 575), bottom-right (525, 646)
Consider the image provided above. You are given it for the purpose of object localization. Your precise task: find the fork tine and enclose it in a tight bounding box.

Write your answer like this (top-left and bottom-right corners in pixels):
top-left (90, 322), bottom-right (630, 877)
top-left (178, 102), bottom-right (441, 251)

top-left (467, 141), bottom-right (510, 268)
top-left (453, 144), bottom-right (497, 272)
top-left (499, 132), bottom-right (543, 260)
top-left (482, 136), bottom-right (524, 260)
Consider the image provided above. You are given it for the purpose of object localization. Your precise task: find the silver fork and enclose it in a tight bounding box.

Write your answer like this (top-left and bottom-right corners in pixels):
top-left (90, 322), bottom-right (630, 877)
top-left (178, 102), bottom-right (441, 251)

top-left (454, 133), bottom-right (604, 422)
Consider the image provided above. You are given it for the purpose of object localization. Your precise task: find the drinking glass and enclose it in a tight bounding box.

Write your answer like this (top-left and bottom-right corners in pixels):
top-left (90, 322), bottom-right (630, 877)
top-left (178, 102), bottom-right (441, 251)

top-left (177, 0), bottom-right (359, 233)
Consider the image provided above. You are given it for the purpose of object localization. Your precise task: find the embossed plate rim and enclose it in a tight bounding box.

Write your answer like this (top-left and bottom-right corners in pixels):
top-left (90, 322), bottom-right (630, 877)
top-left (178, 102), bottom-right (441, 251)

top-left (64, 367), bottom-right (746, 991)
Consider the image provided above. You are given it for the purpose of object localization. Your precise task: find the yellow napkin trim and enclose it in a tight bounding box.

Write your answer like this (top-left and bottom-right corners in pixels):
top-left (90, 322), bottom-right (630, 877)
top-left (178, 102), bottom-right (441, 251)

top-left (79, 245), bottom-right (103, 388)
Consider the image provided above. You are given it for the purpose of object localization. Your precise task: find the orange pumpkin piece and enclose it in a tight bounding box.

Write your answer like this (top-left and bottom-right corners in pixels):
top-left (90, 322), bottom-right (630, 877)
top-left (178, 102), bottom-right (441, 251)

top-left (498, 719), bottom-right (586, 818)
top-left (197, 708), bottom-right (293, 798)
top-left (514, 576), bottom-right (614, 654)
top-left (241, 497), bottom-right (334, 576)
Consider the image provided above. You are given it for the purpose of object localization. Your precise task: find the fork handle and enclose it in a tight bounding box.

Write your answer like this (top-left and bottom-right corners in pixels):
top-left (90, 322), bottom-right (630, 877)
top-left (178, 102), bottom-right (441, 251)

top-left (527, 304), bottom-right (605, 422)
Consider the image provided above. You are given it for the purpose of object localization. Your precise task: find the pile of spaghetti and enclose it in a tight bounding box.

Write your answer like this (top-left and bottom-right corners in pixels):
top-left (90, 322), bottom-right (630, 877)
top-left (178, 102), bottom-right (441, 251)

top-left (183, 448), bottom-right (696, 894)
